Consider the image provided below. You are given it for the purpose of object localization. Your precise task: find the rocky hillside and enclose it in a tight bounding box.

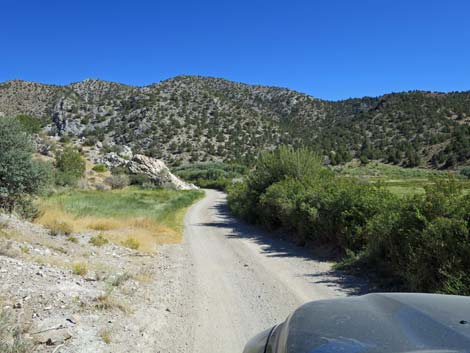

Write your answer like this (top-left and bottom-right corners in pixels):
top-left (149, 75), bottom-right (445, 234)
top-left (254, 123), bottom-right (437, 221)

top-left (0, 76), bottom-right (469, 168)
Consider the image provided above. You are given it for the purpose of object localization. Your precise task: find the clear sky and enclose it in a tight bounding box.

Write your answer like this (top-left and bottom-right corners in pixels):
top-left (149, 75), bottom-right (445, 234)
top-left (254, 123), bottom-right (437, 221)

top-left (1, 0), bottom-right (469, 100)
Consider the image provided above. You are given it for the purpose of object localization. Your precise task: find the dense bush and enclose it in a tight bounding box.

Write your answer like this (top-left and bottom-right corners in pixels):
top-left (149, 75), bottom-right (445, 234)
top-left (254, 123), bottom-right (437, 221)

top-left (15, 114), bottom-right (41, 134)
top-left (92, 164), bottom-right (108, 173)
top-left (129, 173), bottom-right (152, 187)
top-left (228, 146), bottom-right (470, 294)
top-left (83, 136), bottom-right (99, 147)
top-left (362, 178), bottom-right (470, 294)
top-left (54, 147), bottom-right (86, 186)
top-left (0, 118), bottom-right (52, 215)
top-left (460, 166), bottom-right (470, 179)
top-left (173, 162), bottom-right (247, 190)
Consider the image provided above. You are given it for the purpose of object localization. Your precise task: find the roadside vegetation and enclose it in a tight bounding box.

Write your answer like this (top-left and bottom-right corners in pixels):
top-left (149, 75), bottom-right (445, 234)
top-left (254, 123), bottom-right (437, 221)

top-left (0, 307), bottom-right (33, 353)
top-left (0, 118), bottom-right (52, 218)
top-left (0, 115), bottom-right (203, 253)
top-left (333, 161), bottom-right (470, 197)
top-left (35, 188), bottom-right (203, 251)
top-left (228, 146), bottom-right (470, 295)
top-left (173, 162), bottom-right (247, 190)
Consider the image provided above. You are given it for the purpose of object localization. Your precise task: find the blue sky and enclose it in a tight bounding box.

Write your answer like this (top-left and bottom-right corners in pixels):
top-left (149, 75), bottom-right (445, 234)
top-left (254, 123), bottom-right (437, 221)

top-left (1, 0), bottom-right (469, 100)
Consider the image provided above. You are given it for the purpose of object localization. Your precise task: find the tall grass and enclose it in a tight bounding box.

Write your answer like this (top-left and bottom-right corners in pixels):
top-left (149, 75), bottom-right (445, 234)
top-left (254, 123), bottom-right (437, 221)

top-left (333, 161), bottom-right (470, 197)
top-left (36, 188), bottom-right (203, 252)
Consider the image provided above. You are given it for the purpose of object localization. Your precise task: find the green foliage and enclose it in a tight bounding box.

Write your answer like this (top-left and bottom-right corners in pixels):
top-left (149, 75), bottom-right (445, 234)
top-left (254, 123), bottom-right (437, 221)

top-left (43, 188), bottom-right (204, 230)
top-left (89, 234), bottom-right (109, 247)
top-left (129, 173), bottom-right (152, 187)
top-left (460, 167), bottom-right (470, 179)
top-left (72, 262), bottom-right (88, 276)
top-left (228, 146), bottom-right (470, 294)
top-left (121, 237), bottom-right (140, 250)
top-left (362, 178), bottom-right (470, 294)
top-left (92, 164), bottom-right (108, 173)
top-left (173, 162), bottom-right (247, 190)
top-left (12, 197), bottom-right (42, 221)
top-left (15, 114), bottom-right (41, 134)
top-left (59, 135), bottom-right (72, 143)
top-left (0, 118), bottom-right (52, 213)
top-left (83, 136), bottom-right (98, 146)
top-left (2, 78), bottom-right (470, 168)
top-left (54, 147), bottom-right (86, 186)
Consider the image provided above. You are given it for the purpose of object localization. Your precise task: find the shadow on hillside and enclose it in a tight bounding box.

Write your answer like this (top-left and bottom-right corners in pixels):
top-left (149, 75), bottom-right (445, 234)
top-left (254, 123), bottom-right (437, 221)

top-left (195, 196), bottom-right (369, 296)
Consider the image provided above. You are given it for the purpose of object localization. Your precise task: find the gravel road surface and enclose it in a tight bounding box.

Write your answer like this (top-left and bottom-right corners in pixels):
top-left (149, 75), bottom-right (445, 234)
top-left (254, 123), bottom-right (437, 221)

top-left (157, 189), bottom-right (368, 353)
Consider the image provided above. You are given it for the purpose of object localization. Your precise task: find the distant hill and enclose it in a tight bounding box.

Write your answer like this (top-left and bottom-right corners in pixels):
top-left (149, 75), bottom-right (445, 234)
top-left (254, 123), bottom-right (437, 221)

top-left (0, 76), bottom-right (469, 168)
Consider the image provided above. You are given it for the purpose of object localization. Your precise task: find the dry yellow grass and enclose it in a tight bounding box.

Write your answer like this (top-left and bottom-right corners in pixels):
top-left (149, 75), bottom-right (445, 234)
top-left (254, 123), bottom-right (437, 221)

top-left (94, 293), bottom-right (130, 313)
top-left (133, 269), bottom-right (154, 283)
top-left (71, 262), bottom-right (88, 276)
top-left (35, 207), bottom-right (180, 253)
top-left (100, 329), bottom-right (112, 344)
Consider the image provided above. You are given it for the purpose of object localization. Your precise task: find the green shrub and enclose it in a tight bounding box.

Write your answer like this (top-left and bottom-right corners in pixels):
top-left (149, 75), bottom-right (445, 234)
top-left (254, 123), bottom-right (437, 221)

top-left (121, 237), bottom-right (140, 250)
top-left (92, 164), bottom-right (108, 173)
top-left (173, 162), bottom-right (247, 190)
top-left (110, 166), bottom-right (128, 175)
top-left (15, 114), bottom-right (41, 134)
top-left (89, 234), bottom-right (109, 247)
top-left (83, 136), bottom-right (98, 146)
top-left (228, 146), bottom-right (470, 295)
top-left (0, 118), bottom-right (52, 214)
top-left (13, 197), bottom-right (43, 221)
top-left (59, 135), bottom-right (72, 143)
top-left (129, 173), bottom-right (152, 187)
top-left (228, 146), bottom-right (328, 223)
top-left (460, 167), bottom-right (470, 179)
top-left (54, 147), bottom-right (86, 186)
top-left (71, 262), bottom-right (88, 276)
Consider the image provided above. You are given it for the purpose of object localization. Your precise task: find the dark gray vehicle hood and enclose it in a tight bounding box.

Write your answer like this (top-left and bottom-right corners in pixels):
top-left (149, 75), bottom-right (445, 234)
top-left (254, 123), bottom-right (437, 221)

top-left (273, 293), bottom-right (470, 353)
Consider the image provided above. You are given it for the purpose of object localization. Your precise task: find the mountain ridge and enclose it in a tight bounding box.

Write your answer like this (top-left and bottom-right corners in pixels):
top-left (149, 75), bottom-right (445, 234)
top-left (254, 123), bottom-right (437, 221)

top-left (0, 76), bottom-right (469, 168)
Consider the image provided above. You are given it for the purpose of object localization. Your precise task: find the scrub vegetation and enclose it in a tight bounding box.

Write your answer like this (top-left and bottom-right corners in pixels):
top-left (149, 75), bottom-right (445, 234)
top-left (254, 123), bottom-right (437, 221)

top-left (173, 162), bottom-right (247, 190)
top-left (228, 146), bottom-right (470, 295)
top-left (35, 188), bottom-right (203, 251)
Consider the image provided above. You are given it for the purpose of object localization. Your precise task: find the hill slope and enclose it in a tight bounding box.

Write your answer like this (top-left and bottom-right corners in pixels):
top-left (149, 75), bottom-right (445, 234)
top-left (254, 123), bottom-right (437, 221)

top-left (0, 76), bottom-right (469, 167)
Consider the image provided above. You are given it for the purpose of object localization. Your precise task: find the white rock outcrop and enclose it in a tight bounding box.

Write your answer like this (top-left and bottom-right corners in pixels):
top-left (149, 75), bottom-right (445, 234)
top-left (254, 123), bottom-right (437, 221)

top-left (127, 154), bottom-right (198, 190)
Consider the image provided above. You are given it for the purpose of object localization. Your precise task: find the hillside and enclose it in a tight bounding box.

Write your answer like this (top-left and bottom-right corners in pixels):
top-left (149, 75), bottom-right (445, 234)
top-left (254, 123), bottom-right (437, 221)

top-left (0, 76), bottom-right (469, 168)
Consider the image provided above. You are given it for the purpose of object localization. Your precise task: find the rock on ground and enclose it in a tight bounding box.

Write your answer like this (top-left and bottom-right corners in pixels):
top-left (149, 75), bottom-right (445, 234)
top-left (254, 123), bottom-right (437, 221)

top-left (127, 154), bottom-right (198, 190)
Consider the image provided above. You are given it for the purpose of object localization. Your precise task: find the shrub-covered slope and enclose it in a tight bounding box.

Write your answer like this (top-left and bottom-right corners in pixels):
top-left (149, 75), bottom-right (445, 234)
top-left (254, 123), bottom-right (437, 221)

top-left (0, 76), bottom-right (469, 167)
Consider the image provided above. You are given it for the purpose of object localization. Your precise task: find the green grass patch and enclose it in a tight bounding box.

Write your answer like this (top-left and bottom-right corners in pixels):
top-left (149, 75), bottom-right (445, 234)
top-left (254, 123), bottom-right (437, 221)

top-left (36, 187), bottom-right (204, 251)
top-left (334, 161), bottom-right (447, 179)
top-left (334, 162), bottom-right (470, 197)
top-left (47, 187), bottom-right (203, 230)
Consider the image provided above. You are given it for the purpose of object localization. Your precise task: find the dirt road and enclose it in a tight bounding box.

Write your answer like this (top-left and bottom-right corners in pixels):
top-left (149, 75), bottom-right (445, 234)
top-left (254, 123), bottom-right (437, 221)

top-left (156, 189), bottom-right (367, 353)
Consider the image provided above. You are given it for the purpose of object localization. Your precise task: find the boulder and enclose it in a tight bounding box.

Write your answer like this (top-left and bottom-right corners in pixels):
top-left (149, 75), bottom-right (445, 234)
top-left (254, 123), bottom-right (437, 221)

top-left (127, 155), bottom-right (198, 190)
top-left (118, 145), bottom-right (133, 159)
top-left (100, 152), bottom-right (128, 169)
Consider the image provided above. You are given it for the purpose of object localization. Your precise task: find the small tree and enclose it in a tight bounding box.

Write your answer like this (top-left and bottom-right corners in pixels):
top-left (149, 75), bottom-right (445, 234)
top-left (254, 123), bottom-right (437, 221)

top-left (55, 147), bottom-right (86, 186)
top-left (0, 118), bottom-right (51, 212)
top-left (15, 114), bottom-right (41, 134)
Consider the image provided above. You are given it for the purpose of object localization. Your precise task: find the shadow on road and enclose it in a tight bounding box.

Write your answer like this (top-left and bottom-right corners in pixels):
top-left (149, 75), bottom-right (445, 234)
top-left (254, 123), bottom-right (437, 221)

top-left (195, 198), bottom-right (369, 296)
